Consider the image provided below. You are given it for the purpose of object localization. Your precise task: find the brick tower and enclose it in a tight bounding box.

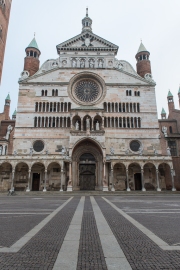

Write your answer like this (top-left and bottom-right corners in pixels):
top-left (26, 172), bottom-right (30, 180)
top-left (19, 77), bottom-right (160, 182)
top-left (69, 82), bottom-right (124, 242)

top-left (0, 0), bottom-right (12, 83)
top-left (4, 93), bottom-right (11, 120)
top-left (24, 37), bottom-right (41, 77)
top-left (167, 90), bottom-right (174, 113)
top-left (135, 42), bottom-right (151, 78)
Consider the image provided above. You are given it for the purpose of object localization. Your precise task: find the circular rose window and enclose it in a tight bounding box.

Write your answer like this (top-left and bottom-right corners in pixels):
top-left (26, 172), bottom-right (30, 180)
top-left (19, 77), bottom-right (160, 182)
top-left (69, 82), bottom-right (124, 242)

top-left (74, 80), bottom-right (99, 103)
top-left (130, 140), bottom-right (140, 152)
top-left (33, 140), bottom-right (44, 152)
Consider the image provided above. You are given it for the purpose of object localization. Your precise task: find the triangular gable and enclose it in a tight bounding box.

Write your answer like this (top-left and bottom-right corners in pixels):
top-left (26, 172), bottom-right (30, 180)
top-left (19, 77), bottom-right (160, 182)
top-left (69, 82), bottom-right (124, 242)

top-left (56, 31), bottom-right (119, 54)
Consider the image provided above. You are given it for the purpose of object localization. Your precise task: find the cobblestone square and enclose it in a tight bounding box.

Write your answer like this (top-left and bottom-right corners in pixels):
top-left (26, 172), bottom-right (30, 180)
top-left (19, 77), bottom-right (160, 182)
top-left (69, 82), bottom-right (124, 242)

top-left (0, 194), bottom-right (180, 269)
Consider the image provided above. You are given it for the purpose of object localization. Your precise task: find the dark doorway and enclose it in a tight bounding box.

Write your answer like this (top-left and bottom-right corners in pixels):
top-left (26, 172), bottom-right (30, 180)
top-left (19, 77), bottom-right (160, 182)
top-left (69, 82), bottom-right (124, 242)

top-left (32, 173), bottom-right (40, 191)
top-left (79, 164), bottom-right (96, 190)
top-left (134, 173), bottom-right (142, 190)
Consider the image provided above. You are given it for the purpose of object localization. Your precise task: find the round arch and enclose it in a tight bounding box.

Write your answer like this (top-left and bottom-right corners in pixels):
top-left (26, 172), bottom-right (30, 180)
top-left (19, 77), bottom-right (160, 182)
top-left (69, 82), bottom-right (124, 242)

top-left (158, 163), bottom-right (171, 190)
top-left (71, 138), bottom-right (104, 191)
top-left (143, 162), bottom-right (156, 190)
top-left (113, 163), bottom-right (126, 191)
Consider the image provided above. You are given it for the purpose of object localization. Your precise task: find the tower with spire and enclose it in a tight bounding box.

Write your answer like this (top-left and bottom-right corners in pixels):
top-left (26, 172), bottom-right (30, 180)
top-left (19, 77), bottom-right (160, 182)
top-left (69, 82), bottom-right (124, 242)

top-left (135, 42), bottom-right (151, 78)
top-left (167, 90), bottom-right (174, 112)
top-left (4, 93), bottom-right (11, 120)
top-left (23, 36), bottom-right (41, 77)
top-left (82, 8), bottom-right (92, 32)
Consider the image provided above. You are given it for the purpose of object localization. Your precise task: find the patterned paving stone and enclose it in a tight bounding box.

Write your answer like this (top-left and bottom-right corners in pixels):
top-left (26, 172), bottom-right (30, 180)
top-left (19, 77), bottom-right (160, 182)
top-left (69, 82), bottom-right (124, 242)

top-left (96, 197), bottom-right (180, 270)
top-left (77, 197), bottom-right (107, 270)
top-left (0, 197), bottom-right (80, 270)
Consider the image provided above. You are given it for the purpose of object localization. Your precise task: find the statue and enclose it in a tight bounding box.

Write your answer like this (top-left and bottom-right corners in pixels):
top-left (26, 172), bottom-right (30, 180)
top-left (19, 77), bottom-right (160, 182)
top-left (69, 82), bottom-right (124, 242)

top-left (75, 121), bottom-right (79, 130)
top-left (72, 58), bottom-right (77, 68)
top-left (30, 147), bottom-right (33, 156)
top-left (125, 149), bottom-right (129, 155)
top-left (167, 147), bottom-right (171, 156)
top-left (98, 59), bottom-right (103, 68)
top-left (162, 126), bottom-right (167, 137)
top-left (0, 146), bottom-right (2, 155)
top-left (96, 121), bottom-right (100, 130)
top-left (89, 59), bottom-right (94, 68)
top-left (45, 150), bottom-right (49, 155)
top-left (139, 146), bottom-right (143, 155)
top-left (86, 117), bottom-right (90, 130)
top-left (80, 59), bottom-right (85, 68)
top-left (110, 146), bottom-right (114, 155)
top-left (13, 150), bottom-right (17, 156)
top-left (154, 148), bottom-right (158, 156)
top-left (5, 125), bottom-right (13, 140)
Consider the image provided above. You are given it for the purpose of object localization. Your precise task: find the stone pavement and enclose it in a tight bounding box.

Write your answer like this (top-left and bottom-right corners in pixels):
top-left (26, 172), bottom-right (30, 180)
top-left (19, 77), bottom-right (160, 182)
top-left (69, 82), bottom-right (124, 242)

top-left (0, 194), bottom-right (180, 269)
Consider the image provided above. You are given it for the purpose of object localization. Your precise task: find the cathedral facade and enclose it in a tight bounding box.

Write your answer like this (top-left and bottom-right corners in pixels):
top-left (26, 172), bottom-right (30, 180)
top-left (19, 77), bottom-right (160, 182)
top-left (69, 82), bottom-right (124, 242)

top-left (0, 10), bottom-right (177, 192)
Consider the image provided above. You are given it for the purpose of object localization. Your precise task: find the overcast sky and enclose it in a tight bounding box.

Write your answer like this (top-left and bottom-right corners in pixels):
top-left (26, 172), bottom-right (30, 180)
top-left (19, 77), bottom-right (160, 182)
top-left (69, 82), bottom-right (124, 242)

top-left (1, 0), bottom-right (180, 117)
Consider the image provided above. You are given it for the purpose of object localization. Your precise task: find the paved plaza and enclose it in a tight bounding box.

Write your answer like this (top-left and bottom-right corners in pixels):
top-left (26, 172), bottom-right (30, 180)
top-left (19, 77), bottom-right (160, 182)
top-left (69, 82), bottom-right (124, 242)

top-left (0, 194), bottom-right (180, 269)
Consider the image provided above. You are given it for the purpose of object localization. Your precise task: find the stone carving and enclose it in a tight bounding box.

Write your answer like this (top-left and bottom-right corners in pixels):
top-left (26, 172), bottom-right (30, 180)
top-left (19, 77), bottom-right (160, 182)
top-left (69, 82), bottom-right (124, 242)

top-left (98, 59), bottom-right (103, 68)
top-left (0, 146), bottom-right (2, 155)
top-left (75, 121), bottom-right (79, 130)
top-left (14, 150), bottom-right (17, 156)
top-left (96, 121), bottom-right (100, 130)
top-left (162, 126), bottom-right (167, 137)
top-left (86, 117), bottom-right (90, 130)
top-left (52, 61), bottom-right (58, 67)
top-left (5, 125), bottom-right (13, 140)
top-left (125, 149), bottom-right (129, 155)
top-left (110, 146), bottom-right (114, 155)
top-left (144, 73), bottom-right (155, 83)
top-left (72, 58), bottom-right (77, 67)
top-left (62, 60), bottom-right (67, 66)
top-left (30, 147), bottom-right (33, 156)
top-left (75, 80), bottom-right (99, 103)
top-left (89, 58), bottom-right (95, 68)
top-left (80, 58), bottom-right (85, 68)
top-left (167, 147), bottom-right (171, 156)
top-left (154, 148), bottom-right (158, 156)
top-left (139, 146), bottom-right (143, 155)
top-left (20, 71), bottom-right (29, 80)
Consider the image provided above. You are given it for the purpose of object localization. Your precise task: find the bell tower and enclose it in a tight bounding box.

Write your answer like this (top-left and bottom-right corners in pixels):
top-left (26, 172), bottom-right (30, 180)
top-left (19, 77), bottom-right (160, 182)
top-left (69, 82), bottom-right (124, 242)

top-left (24, 36), bottom-right (41, 77)
top-left (0, 0), bottom-right (12, 84)
top-left (167, 90), bottom-right (174, 113)
top-left (135, 42), bottom-right (151, 78)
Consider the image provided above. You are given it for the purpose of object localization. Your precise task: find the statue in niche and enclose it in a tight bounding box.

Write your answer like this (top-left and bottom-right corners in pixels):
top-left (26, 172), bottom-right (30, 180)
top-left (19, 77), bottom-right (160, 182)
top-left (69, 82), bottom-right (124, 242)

top-left (89, 59), bottom-right (94, 68)
top-left (80, 59), bottom-right (85, 68)
top-left (0, 146), bottom-right (2, 155)
top-left (5, 125), bottom-right (13, 140)
top-left (162, 126), bottom-right (167, 137)
top-left (98, 59), bottom-right (103, 68)
top-left (167, 147), bottom-right (171, 156)
top-left (14, 150), bottom-right (17, 156)
top-left (86, 117), bottom-right (90, 130)
top-left (110, 146), bottom-right (114, 155)
top-left (75, 121), bottom-right (79, 130)
top-left (96, 121), bottom-right (100, 131)
top-left (72, 58), bottom-right (77, 68)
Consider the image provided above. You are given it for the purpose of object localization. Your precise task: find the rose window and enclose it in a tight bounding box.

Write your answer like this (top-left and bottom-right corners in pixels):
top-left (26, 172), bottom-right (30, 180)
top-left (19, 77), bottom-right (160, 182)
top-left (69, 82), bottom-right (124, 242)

top-left (74, 80), bottom-right (99, 103)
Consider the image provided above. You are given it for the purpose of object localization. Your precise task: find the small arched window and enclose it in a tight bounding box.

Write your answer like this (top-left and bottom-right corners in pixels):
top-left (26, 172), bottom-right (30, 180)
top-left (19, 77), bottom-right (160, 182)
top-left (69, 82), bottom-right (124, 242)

top-left (169, 126), bottom-right (173, 134)
top-left (34, 52), bottom-right (37, 58)
top-left (52, 89), bottom-right (54, 96)
top-left (129, 90), bottom-right (132, 96)
top-left (56, 89), bottom-right (58, 96)
top-left (41, 90), bottom-right (44, 96)
top-left (134, 91), bottom-right (137, 96)
top-left (138, 91), bottom-right (140, 96)
top-left (30, 50), bottom-right (33, 57)
top-left (126, 90), bottom-right (129, 96)
top-left (45, 90), bottom-right (47, 96)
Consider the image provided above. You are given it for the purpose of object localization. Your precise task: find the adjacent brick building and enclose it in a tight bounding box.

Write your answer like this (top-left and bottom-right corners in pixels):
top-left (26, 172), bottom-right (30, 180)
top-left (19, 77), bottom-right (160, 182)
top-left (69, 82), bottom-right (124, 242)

top-left (159, 90), bottom-right (180, 190)
top-left (0, 0), bottom-right (12, 83)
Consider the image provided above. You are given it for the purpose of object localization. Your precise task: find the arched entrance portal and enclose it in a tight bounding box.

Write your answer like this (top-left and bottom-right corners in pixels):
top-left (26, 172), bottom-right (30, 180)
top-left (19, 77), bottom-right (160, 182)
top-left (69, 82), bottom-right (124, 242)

top-left (79, 153), bottom-right (96, 190)
top-left (72, 139), bottom-right (103, 191)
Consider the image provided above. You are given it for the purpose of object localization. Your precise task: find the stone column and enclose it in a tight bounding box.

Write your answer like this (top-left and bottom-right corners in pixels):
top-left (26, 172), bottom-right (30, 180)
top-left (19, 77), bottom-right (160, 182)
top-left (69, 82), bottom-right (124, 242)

top-left (56, 102), bottom-right (58, 112)
top-left (110, 118), bottom-right (112, 128)
top-left (126, 169), bottom-right (130, 191)
top-left (103, 162), bottom-right (108, 191)
top-left (43, 170), bottom-right (47, 192)
top-left (114, 118), bottom-right (116, 128)
top-left (67, 162), bottom-right (72, 191)
top-left (156, 169), bottom-right (161, 191)
top-left (141, 169), bottom-right (146, 191)
top-left (59, 103), bottom-right (61, 112)
top-left (47, 117), bottom-right (50, 128)
top-left (60, 169), bottom-right (63, 192)
top-left (110, 103), bottom-right (112, 113)
top-left (92, 117), bottom-right (94, 131)
top-left (52, 103), bottom-right (54, 112)
top-left (171, 169), bottom-right (176, 191)
top-left (110, 165), bottom-right (115, 191)
top-left (62, 117), bottom-right (64, 128)
top-left (10, 169), bottom-right (15, 192)
top-left (102, 117), bottom-right (104, 129)
top-left (70, 116), bottom-right (73, 129)
top-left (107, 104), bottom-right (109, 112)
top-left (81, 118), bottom-right (83, 131)
top-left (38, 103), bottom-right (40, 112)
top-left (63, 103), bottom-right (64, 112)
top-left (26, 170), bottom-right (31, 192)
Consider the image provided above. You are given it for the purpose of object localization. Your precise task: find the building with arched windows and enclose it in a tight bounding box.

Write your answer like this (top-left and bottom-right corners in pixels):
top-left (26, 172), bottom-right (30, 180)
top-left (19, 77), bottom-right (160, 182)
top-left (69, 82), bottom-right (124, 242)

top-left (0, 9), bottom-right (178, 192)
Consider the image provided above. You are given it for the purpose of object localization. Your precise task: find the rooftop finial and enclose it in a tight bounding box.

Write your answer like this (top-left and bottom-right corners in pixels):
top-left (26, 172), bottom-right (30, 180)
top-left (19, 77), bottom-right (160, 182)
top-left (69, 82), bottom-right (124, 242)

top-left (86, 7), bottom-right (88, 17)
top-left (34, 32), bottom-right (36, 37)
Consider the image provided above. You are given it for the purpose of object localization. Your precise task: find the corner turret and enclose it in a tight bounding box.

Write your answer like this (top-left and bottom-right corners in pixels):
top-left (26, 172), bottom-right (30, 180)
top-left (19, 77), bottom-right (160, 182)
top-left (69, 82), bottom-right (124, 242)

top-left (4, 93), bottom-right (11, 120)
top-left (23, 36), bottom-right (41, 77)
top-left (161, 108), bottom-right (166, 119)
top-left (167, 90), bottom-right (174, 112)
top-left (135, 42), bottom-right (151, 78)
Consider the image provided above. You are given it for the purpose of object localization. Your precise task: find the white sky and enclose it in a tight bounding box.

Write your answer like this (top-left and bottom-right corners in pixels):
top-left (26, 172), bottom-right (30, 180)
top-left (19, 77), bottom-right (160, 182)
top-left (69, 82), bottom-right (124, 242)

top-left (1, 0), bottom-right (180, 117)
